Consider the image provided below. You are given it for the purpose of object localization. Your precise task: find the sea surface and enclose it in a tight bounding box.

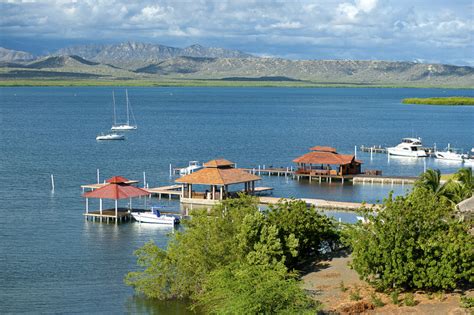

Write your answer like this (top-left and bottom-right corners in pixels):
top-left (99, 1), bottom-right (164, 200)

top-left (1, 87), bottom-right (473, 313)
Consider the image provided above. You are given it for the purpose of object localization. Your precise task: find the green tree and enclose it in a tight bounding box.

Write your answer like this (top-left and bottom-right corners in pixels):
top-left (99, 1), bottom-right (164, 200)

top-left (265, 199), bottom-right (340, 268)
top-left (125, 195), bottom-right (336, 312)
top-left (349, 187), bottom-right (474, 291)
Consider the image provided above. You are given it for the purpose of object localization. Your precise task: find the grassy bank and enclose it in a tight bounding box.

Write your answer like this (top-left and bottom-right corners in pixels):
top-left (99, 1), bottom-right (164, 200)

top-left (1, 78), bottom-right (473, 89)
top-left (402, 97), bottom-right (474, 105)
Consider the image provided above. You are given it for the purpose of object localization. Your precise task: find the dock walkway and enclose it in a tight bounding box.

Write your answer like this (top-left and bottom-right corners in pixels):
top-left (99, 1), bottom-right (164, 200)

top-left (259, 197), bottom-right (377, 211)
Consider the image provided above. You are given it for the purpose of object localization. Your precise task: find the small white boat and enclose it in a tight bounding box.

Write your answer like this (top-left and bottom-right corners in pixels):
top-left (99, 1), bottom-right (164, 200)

top-left (434, 144), bottom-right (466, 162)
top-left (111, 90), bottom-right (138, 131)
top-left (131, 207), bottom-right (179, 225)
top-left (179, 161), bottom-right (203, 175)
top-left (387, 138), bottom-right (427, 158)
top-left (96, 132), bottom-right (125, 141)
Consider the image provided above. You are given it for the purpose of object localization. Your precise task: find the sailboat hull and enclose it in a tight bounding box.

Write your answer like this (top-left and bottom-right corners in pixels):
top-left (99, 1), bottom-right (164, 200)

top-left (111, 125), bottom-right (137, 131)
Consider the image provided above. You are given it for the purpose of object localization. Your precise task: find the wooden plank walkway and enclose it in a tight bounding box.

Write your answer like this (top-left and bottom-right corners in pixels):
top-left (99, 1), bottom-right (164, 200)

top-left (353, 175), bottom-right (418, 185)
top-left (84, 207), bottom-right (132, 223)
top-left (259, 196), bottom-right (377, 211)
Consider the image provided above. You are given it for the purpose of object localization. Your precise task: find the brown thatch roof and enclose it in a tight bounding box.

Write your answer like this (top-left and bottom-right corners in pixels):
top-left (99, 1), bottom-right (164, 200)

top-left (310, 146), bottom-right (337, 153)
top-left (203, 159), bottom-right (235, 168)
top-left (176, 167), bottom-right (261, 185)
top-left (293, 151), bottom-right (359, 165)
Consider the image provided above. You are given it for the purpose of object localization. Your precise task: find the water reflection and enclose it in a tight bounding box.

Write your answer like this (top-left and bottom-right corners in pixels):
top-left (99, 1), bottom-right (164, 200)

top-left (125, 295), bottom-right (197, 315)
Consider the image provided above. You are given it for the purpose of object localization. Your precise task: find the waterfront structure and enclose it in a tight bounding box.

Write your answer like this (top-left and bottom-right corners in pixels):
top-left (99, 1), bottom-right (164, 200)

top-left (82, 176), bottom-right (149, 223)
top-left (293, 146), bottom-right (363, 183)
top-left (175, 159), bottom-right (262, 205)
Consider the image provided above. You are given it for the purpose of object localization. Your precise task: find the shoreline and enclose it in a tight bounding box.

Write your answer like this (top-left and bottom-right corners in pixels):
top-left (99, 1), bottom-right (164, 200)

top-left (1, 79), bottom-right (473, 89)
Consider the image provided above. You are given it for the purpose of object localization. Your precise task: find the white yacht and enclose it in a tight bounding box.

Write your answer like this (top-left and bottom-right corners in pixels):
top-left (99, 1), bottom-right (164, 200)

top-left (111, 90), bottom-right (137, 131)
top-left (434, 144), bottom-right (466, 162)
top-left (179, 161), bottom-right (203, 175)
top-left (387, 138), bottom-right (427, 157)
top-left (131, 207), bottom-right (180, 225)
top-left (96, 132), bottom-right (125, 141)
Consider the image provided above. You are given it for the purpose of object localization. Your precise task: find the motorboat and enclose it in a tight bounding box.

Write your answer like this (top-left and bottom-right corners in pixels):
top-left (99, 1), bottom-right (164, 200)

top-left (179, 161), bottom-right (203, 175)
top-left (387, 138), bottom-right (427, 157)
top-left (131, 207), bottom-right (180, 225)
top-left (111, 90), bottom-right (138, 131)
top-left (96, 132), bottom-right (125, 141)
top-left (434, 144), bottom-right (466, 162)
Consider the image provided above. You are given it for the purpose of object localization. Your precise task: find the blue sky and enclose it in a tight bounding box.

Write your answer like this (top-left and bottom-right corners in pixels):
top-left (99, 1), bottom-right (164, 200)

top-left (1, 0), bottom-right (473, 65)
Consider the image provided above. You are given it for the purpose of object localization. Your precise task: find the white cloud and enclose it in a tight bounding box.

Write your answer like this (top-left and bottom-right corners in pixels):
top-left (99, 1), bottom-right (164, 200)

top-left (0, 0), bottom-right (472, 65)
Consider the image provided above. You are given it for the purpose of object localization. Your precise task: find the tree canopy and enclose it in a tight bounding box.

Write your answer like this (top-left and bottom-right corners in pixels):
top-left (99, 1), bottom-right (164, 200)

top-left (125, 195), bottom-right (340, 313)
top-left (349, 169), bottom-right (474, 291)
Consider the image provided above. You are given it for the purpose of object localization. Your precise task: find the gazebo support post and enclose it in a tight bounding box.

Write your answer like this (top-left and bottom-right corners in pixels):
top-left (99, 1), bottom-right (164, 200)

top-left (219, 186), bottom-right (223, 201)
top-left (212, 185), bottom-right (215, 200)
top-left (99, 198), bottom-right (103, 216)
top-left (129, 197), bottom-right (132, 210)
top-left (115, 199), bottom-right (118, 223)
top-left (86, 198), bottom-right (89, 214)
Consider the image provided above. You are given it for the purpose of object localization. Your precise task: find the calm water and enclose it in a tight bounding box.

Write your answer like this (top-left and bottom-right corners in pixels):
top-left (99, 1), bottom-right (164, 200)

top-left (1, 87), bottom-right (473, 313)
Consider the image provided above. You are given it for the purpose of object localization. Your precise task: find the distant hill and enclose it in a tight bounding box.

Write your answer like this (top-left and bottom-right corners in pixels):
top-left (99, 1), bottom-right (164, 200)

top-left (0, 47), bottom-right (35, 62)
top-left (133, 57), bottom-right (474, 86)
top-left (54, 41), bottom-right (252, 67)
top-left (1, 42), bottom-right (473, 87)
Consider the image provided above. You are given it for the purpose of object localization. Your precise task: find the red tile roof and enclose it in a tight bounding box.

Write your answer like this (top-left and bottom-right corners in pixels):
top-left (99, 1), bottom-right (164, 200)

top-left (83, 183), bottom-right (149, 200)
top-left (293, 151), bottom-right (358, 165)
top-left (310, 146), bottom-right (337, 152)
top-left (203, 159), bottom-right (235, 168)
top-left (106, 176), bottom-right (129, 184)
top-left (176, 167), bottom-right (261, 185)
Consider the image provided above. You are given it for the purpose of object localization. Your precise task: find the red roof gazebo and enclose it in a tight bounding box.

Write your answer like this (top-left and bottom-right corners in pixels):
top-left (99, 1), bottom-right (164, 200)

top-left (82, 176), bottom-right (149, 222)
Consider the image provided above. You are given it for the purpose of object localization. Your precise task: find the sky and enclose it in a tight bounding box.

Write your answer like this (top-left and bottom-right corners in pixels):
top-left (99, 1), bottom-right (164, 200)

top-left (0, 0), bottom-right (473, 65)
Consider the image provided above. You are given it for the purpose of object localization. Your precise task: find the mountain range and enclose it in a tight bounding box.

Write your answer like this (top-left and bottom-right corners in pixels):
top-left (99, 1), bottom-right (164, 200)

top-left (1, 42), bottom-right (473, 87)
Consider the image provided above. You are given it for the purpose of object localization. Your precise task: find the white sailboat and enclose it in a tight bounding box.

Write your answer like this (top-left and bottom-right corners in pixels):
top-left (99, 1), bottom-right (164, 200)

top-left (96, 132), bottom-right (125, 141)
top-left (111, 90), bottom-right (137, 131)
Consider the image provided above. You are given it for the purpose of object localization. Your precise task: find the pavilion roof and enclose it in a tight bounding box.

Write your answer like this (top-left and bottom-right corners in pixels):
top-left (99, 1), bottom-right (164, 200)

top-left (106, 176), bottom-right (130, 184)
top-left (293, 151), bottom-right (359, 165)
top-left (176, 167), bottom-right (261, 186)
top-left (203, 159), bottom-right (235, 168)
top-left (82, 183), bottom-right (149, 200)
top-left (310, 146), bottom-right (337, 153)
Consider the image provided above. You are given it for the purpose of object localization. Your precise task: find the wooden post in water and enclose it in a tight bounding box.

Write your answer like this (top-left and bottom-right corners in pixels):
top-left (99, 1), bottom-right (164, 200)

top-left (169, 164), bottom-right (172, 177)
top-left (143, 172), bottom-right (146, 188)
top-left (354, 145), bottom-right (357, 159)
top-left (50, 174), bottom-right (55, 191)
top-left (97, 169), bottom-right (100, 184)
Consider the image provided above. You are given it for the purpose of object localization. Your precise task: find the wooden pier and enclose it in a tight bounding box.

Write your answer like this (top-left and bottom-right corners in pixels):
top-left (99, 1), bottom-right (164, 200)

top-left (360, 145), bottom-right (387, 153)
top-left (353, 175), bottom-right (418, 185)
top-left (84, 207), bottom-right (132, 223)
top-left (145, 185), bottom-right (182, 200)
top-left (259, 197), bottom-right (377, 211)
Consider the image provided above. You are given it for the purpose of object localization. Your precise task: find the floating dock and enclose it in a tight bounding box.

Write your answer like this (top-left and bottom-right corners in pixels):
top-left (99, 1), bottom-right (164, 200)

top-left (145, 185), bottom-right (182, 199)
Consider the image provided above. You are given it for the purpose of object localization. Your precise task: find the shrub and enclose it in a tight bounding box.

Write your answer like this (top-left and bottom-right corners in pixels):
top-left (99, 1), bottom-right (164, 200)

top-left (370, 293), bottom-right (385, 307)
top-left (460, 296), bottom-right (474, 309)
top-left (390, 291), bottom-right (400, 305)
top-left (348, 186), bottom-right (474, 291)
top-left (349, 287), bottom-right (362, 301)
top-left (404, 293), bottom-right (416, 306)
top-left (125, 195), bottom-right (339, 312)
top-left (339, 281), bottom-right (348, 292)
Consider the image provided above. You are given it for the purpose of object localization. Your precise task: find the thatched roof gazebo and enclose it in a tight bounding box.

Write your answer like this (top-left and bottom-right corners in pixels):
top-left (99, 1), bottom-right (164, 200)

top-left (175, 159), bottom-right (261, 205)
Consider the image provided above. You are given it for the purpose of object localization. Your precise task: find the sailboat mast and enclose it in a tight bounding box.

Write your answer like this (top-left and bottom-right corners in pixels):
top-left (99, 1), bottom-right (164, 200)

top-left (126, 89), bottom-right (130, 125)
top-left (112, 90), bottom-right (117, 125)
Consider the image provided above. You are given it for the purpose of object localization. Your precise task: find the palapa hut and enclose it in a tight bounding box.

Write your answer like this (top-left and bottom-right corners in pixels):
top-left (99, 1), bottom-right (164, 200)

top-left (175, 159), bottom-right (261, 205)
top-left (293, 146), bottom-right (362, 182)
top-left (82, 176), bottom-right (149, 223)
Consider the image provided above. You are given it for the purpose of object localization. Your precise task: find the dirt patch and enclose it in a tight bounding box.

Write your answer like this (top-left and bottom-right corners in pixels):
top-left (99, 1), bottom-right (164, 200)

top-left (302, 253), bottom-right (473, 314)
